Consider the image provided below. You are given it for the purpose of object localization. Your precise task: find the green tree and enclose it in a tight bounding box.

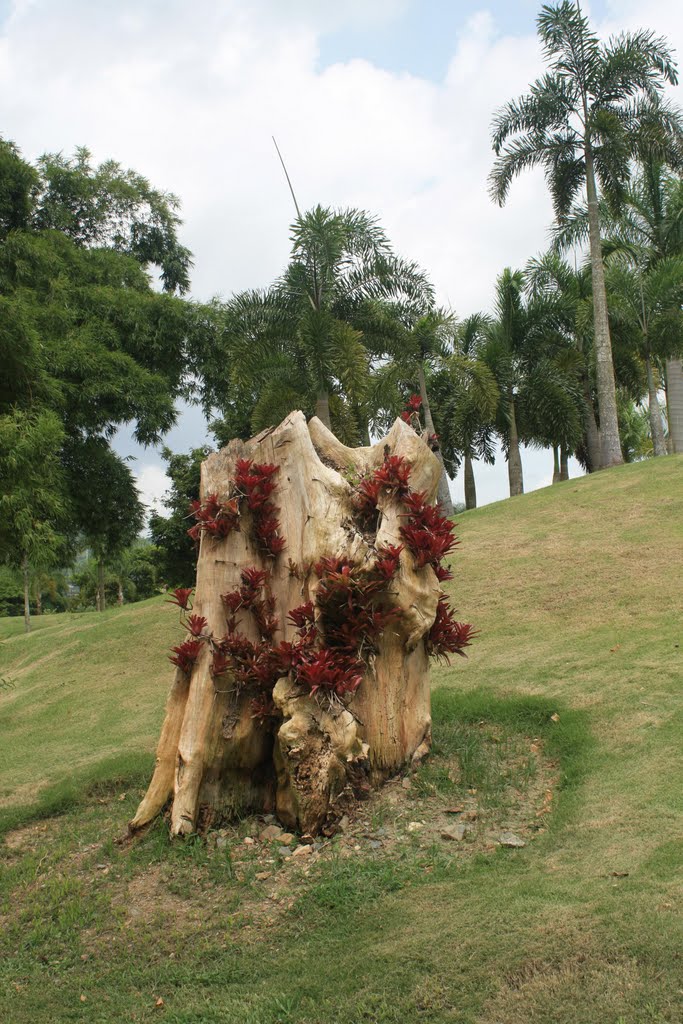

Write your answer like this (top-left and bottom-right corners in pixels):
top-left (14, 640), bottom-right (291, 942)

top-left (203, 206), bottom-right (432, 441)
top-left (0, 409), bottom-right (66, 632)
top-left (483, 268), bottom-right (585, 496)
top-left (34, 147), bottom-right (193, 294)
top-left (148, 446), bottom-right (210, 587)
top-left (605, 258), bottom-right (683, 455)
top-left (556, 157), bottom-right (683, 452)
top-left (489, 0), bottom-right (679, 469)
top-left (63, 439), bottom-right (145, 611)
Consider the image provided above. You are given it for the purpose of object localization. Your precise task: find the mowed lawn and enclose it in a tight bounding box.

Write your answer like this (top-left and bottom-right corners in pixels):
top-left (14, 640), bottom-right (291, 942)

top-left (1, 455), bottom-right (682, 1023)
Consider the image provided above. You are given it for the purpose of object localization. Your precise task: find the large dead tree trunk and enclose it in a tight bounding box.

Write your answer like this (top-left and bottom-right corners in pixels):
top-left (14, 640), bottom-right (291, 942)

top-left (131, 412), bottom-right (448, 837)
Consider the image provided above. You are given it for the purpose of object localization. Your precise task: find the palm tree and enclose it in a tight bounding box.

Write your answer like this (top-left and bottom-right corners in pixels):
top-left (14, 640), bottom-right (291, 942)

top-left (221, 206), bottom-right (433, 439)
top-left (555, 157), bottom-right (683, 452)
top-left (368, 309), bottom-right (457, 514)
top-left (442, 314), bottom-right (498, 510)
top-left (605, 257), bottom-right (683, 455)
top-left (525, 251), bottom-right (602, 471)
top-left (484, 267), bottom-right (586, 497)
top-left (489, 0), bottom-right (679, 469)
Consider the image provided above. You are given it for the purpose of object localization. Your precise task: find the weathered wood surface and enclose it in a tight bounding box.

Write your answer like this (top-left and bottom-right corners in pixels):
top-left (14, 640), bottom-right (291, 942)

top-left (131, 412), bottom-right (442, 836)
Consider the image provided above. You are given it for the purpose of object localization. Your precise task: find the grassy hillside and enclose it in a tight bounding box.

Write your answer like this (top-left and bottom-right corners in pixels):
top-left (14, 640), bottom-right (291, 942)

top-left (1, 456), bottom-right (682, 1023)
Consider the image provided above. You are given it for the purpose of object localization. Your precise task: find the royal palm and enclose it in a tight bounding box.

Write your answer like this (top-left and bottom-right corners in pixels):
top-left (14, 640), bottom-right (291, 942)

top-left (489, 0), bottom-right (678, 468)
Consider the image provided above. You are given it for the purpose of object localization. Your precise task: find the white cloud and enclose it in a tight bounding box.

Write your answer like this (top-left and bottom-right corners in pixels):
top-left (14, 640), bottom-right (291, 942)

top-left (2, 0), bottom-right (680, 504)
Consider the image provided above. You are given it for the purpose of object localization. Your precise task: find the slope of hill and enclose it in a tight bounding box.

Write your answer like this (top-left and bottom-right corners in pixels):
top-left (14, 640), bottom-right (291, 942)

top-left (1, 456), bottom-right (682, 1023)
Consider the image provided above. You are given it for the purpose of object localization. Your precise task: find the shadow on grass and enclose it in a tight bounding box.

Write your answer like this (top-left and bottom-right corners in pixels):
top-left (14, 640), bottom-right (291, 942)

top-left (431, 687), bottom-right (593, 826)
top-left (1, 688), bottom-right (592, 843)
top-left (0, 751), bottom-right (153, 839)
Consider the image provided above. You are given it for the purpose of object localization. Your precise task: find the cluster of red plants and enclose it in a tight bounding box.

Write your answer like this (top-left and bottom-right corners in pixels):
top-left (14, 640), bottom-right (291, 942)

top-left (348, 444), bottom-right (475, 663)
top-left (426, 595), bottom-right (477, 662)
top-left (221, 566), bottom-right (278, 639)
top-left (400, 491), bottom-right (458, 571)
top-left (187, 494), bottom-right (240, 542)
top-left (187, 460), bottom-right (285, 558)
top-left (400, 393), bottom-right (439, 448)
top-left (234, 459), bottom-right (286, 557)
top-left (400, 393), bottom-right (423, 424)
top-left (354, 453), bottom-right (412, 519)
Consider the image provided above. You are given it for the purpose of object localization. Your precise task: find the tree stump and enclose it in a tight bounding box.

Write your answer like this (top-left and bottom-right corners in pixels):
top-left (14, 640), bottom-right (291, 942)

top-left (131, 412), bottom-right (471, 837)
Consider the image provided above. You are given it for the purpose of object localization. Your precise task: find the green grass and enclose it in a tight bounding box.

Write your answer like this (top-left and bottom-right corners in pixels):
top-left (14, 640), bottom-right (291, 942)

top-left (1, 455), bottom-right (682, 1023)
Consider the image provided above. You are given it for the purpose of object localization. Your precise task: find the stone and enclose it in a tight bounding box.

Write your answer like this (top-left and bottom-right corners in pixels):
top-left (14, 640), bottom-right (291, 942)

top-left (255, 871), bottom-right (272, 881)
top-left (336, 815), bottom-right (350, 833)
top-left (259, 825), bottom-right (283, 842)
top-left (407, 821), bottom-right (424, 832)
top-left (292, 844), bottom-right (313, 858)
top-left (243, 836), bottom-right (255, 846)
top-left (279, 833), bottom-right (295, 846)
top-left (216, 836), bottom-right (229, 850)
top-left (441, 824), bottom-right (469, 841)
top-left (498, 832), bottom-right (526, 848)
top-left (369, 840), bottom-right (383, 849)
top-left (277, 847), bottom-right (292, 858)
top-left (401, 777), bottom-right (412, 790)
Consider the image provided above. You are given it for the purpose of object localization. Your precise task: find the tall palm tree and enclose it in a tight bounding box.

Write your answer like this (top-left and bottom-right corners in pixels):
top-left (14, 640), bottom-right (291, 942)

top-left (555, 158), bottom-right (683, 452)
top-left (482, 269), bottom-right (529, 496)
top-left (525, 251), bottom-right (602, 471)
top-left (447, 314), bottom-right (498, 509)
top-left (605, 257), bottom-right (683, 455)
top-left (368, 309), bottom-right (457, 514)
top-left (489, 0), bottom-right (679, 469)
top-left (484, 267), bottom-right (585, 497)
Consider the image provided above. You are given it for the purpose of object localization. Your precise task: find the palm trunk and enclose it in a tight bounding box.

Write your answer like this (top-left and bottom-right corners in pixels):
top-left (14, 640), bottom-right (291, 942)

top-left (552, 446), bottom-right (561, 484)
top-left (582, 374), bottom-right (602, 472)
top-left (417, 364), bottom-right (453, 516)
top-left (315, 391), bottom-right (331, 431)
top-left (665, 357), bottom-right (683, 454)
top-left (117, 580), bottom-right (124, 606)
top-left (584, 147), bottom-right (623, 468)
top-left (507, 399), bottom-right (523, 497)
top-left (464, 454), bottom-right (476, 510)
top-left (22, 554), bottom-right (31, 634)
top-left (560, 447), bottom-right (569, 481)
top-left (645, 353), bottom-right (667, 457)
top-left (97, 558), bottom-right (106, 613)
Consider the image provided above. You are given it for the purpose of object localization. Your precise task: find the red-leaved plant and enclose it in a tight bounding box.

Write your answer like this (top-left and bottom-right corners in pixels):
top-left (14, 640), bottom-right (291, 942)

top-left (354, 454), bottom-right (412, 518)
top-left (426, 595), bottom-right (477, 662)
top-left (169, 637), bottom-right (202, 674)
top-left (188, 494), bottom-right (240, 543)
top-left (234, 459), bottom-right (286, 557)
top-left (166, 587), bottom-right (194, 611)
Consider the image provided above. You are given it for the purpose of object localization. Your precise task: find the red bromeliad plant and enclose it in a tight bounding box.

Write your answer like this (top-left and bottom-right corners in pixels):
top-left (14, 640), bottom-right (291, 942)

top-left (166, 587), bottom-right (194, 611)
top-left (234, 459), bottom-right (286, 557)
top-left (354, 453), bottom-right (412, 519)
top-left (187, 461), bottom-right (285, 558)
top-left (296, 648), bottom-right (365, 698)
top-left (426, 595), bottom-right (477, 662)
top-left (169, 637), bottom-right (202, 674)
top-left (221, 567), bottom-right (279, 641)
top-left (400, 490), bottom-right (458, 568)
top-left (188, 494), bottom-right (240, 542)
top-left (184, 614), bottom-right (208, 637)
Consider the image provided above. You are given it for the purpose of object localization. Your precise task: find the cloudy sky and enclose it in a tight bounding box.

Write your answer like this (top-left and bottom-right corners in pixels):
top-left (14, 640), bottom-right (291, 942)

top-left (1, 0), bottom-right (680, 513)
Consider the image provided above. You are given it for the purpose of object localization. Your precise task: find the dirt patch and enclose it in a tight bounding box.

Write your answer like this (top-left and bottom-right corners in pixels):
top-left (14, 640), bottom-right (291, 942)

top-left (193, 730), bottom-right (559, 929)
